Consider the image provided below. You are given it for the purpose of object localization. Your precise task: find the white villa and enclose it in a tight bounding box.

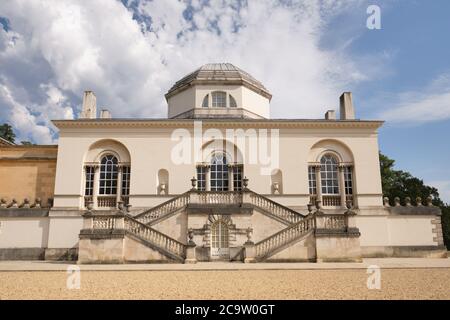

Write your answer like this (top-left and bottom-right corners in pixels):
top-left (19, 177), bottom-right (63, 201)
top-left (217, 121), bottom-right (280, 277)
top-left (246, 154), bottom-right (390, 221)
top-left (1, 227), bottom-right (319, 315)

top-left (0, 63), bottom-right (446, 263)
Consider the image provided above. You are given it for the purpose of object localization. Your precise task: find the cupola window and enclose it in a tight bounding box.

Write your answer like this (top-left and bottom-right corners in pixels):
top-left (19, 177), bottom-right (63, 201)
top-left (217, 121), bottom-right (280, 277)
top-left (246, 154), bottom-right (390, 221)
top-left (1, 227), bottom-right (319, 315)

top-left (229, 95), bottom-right (237, 108)
top-left (212, 91), bottom-right (227, 108)
top-left (202, 94), bottom-right (209, 108)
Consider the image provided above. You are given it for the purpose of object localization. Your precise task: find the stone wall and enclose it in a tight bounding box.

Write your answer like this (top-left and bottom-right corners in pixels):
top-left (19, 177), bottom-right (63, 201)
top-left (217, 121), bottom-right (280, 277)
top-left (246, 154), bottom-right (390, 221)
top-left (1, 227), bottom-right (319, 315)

top-left (0, 145), bottom-right (57, 207)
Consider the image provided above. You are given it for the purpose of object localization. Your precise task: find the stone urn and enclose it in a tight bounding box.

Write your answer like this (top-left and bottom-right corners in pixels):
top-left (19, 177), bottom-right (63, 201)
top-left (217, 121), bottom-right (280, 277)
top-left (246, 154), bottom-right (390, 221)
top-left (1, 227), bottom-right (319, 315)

top-left (187, 228), bottom-right (195, 246)
top-left (117, 201), bottom-right (124, 211)
top-left (160, 183), bottom-right (167, 195)
top-left (273, 182), bottom-right (280, 194)
top-left (246, 227), bottom-right (253, 243)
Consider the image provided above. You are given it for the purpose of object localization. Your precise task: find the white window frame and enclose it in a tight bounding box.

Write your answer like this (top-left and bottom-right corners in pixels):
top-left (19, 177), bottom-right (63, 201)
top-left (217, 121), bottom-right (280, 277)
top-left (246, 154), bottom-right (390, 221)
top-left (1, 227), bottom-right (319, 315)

top-left (320, 154), bottom-right (339, 195)
top-left (99, 155), bottom-right (119, 195)
top-left (211, 91), bottom-right (227, 108)
top-left (210, 152), bottom-right (229, 191)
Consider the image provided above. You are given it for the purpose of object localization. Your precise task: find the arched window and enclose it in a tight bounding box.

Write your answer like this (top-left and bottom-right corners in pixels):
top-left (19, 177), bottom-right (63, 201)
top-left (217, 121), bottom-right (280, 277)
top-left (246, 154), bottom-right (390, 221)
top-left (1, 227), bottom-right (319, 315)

top-left (229, 95), bottom-right (237, 108)
top-left (210, 152), bottom-right (229, 191)
top-left (202, 94), bottom-right (209, 108)
top-left (211, 220), bottom-right (229, 258)
top-left (320, 154), bottom-right (339, 195)
top-left (99, 155), bottom-right (118, 195)
top-left (211, 91), bottom-right (226, 108)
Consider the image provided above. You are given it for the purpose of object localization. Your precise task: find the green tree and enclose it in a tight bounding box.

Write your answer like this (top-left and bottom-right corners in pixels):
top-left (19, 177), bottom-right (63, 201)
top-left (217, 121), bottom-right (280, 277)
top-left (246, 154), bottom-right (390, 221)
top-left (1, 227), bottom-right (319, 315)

top-left (379, 152), bottom-right (449, 249)
top-left (0, 123), bottom-right (15, 143)
top-left (379, 153), bottom-right (443, 206)
top-left (442, 206), bottom-right (450, 249)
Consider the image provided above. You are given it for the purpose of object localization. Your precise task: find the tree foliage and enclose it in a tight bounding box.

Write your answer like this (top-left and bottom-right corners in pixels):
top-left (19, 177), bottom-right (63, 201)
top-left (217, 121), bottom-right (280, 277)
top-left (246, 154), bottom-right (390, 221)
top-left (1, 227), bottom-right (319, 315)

top-left (0, 123), bottom-right (15, 143)
top-left (379, 152), bottom-right (449, 249)
top-left (379, 153), bottom-right (443, 206)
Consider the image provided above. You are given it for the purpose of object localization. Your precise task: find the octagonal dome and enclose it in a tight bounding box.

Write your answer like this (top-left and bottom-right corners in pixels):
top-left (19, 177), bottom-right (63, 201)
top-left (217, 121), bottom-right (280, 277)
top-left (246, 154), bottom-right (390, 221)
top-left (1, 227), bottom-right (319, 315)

top-left (166, 63), bottom-right (271, 100)
top-left (166, 63), bottom-right (271, 119)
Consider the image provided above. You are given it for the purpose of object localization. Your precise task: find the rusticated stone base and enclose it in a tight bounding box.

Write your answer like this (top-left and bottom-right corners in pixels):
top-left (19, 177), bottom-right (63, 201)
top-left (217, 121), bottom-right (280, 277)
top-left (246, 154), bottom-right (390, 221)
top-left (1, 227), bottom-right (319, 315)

top-left (361, 245), bottom-right (448, 258)
top-left (315, 231), bottom-right (362, 263)
top-left (44, 248), bottom-right (78, 261)
top-left (78, 237), bottom-right (125, 264)
top-left (0, 248), bottom-right (45, 260)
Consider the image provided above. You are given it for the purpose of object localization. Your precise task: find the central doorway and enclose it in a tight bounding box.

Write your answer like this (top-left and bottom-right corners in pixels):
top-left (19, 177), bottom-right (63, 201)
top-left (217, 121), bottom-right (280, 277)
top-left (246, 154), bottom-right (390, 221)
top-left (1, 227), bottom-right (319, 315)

top-left (210, 220), bottom-right (229, 260)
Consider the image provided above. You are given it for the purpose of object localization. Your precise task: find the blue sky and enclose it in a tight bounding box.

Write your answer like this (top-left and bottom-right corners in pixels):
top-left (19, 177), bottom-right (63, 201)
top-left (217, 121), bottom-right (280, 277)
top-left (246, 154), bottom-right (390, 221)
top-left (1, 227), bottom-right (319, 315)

top-left (0, 0), bottom-right (449, 202)
top-left (324, 1), bottom-right (450, 203)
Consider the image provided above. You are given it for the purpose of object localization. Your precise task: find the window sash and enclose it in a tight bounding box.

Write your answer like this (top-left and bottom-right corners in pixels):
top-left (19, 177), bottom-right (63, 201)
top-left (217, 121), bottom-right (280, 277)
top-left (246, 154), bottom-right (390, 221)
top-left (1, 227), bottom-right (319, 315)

top-left (99, 155), bottom-right (118, 195)
top-left (210, 153), bottom-right (229, 191)
top-left (344, 166), bottom-right (353, 195)
top-left (212, 92), bottom-right (226, 108)
top-left (202, 94), bottom-right (209, 108)
top-left (229, 95), bottom-right (237, 108)
top-left (308, 166), bottom-right (316, 195)
top-left (233, 166), bottom-right (243, 191)
top-left (320, 155), bottom-right (339, 195)
top-left (121, 166), bottom-right (131, 196)
top-left (196, 166), bottom-right (206, 191)
top-left (85, 166), bottom-right (95, 196)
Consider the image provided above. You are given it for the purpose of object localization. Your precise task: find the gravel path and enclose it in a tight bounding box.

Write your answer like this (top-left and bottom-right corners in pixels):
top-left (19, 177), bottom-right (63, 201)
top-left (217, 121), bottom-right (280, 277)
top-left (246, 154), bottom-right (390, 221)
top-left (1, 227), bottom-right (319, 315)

top-left (0, 269), bottom-right (449, 300)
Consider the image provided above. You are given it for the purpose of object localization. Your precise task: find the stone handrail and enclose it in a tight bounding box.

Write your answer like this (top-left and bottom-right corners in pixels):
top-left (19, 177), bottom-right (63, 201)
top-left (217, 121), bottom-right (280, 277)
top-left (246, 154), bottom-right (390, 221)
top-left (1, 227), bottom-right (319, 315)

top-left (134, 191), bottom-right (190, 224)
top-left (92, 216), bottom-right (117, 229)
top-left (97, 195), bottom-right (117, 208)
top-left (255, 215), bottom-right (315, 259)
top-left (134, 188), bottom-right (306, 226)
top-left (197, 191), bottom-right (242, 205)
top-left (317, 214), bottom-right (347, 230)
top-left (124, 216), bottom-right (186, 258)
top-left (247, 190), bottom-right (305, 224)
top-left (322, 195), bottom-right (341, 207)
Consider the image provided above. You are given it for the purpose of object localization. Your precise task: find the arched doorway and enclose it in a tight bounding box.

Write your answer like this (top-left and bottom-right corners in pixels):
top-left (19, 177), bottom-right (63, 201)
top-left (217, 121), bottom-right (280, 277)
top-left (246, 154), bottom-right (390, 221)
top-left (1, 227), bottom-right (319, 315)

top-left (211, 220), bottom-right (229, 260)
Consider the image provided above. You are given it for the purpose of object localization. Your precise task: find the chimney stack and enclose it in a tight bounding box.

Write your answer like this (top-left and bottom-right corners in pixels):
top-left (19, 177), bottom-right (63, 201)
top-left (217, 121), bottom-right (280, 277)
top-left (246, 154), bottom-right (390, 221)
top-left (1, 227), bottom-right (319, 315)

top-left (80, 91), bottom-right (97, 119)
top-left (339, 92), bottom-right (355, 120)
top-left (100, 109), bottom-right (112, 119)
top-left (325, 110), bottom-right (336, 120)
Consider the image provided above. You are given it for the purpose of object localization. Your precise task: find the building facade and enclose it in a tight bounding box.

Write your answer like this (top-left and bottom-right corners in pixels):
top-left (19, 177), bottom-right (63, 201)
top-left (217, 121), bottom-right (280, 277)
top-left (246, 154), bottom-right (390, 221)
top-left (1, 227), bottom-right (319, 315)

top-left (0, 63), bottom-right (446, 263)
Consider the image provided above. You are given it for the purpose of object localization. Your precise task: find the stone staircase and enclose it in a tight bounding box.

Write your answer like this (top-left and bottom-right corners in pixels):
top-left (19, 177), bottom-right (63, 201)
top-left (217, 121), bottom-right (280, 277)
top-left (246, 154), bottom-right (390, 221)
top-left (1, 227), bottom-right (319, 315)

top-left (124, 216), bottom-right (186, 262)
top-left (254, 214), bottom-right (315, 261)
top-left (134, 189), bottom-right (305, 227)
top-left (130, 189), bottom-right (309, 262)
top-left (246, 190), bottom-right (305, 225)
top-left (134, 191), bottom-right (190, 225)
top-left (80, 189), bottom-right (314, 263)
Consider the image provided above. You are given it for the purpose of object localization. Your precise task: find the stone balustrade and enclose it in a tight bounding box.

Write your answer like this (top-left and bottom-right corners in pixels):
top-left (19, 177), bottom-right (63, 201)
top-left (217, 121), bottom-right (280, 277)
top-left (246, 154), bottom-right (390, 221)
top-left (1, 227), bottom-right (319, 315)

top-left (255, 215), bottom-right (315, 259)
top-left (248, 191), bottom-right (304, 224)
top-left (124, 217), bottom-right (186, 257)
top-left (196, 191), bottom-right (243, 205)
top-left (80, 210), bottom-right (186, 261)
top-left (97, 195), bottom-right (117, 208)
top-left (0, 197), bottom-right (47, 209)
top-left (382, 196), bottom-right (441, 215)
top-left (134, 192), bottom-right (190, 224)
top-left (383, 196), bottom-right (434, 207)
top-left (322, 195), bottom-right (341, 207)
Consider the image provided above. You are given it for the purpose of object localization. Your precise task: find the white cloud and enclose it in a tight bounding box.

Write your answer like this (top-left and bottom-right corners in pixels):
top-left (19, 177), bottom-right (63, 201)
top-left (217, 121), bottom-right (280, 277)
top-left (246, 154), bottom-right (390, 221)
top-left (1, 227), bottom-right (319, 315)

top-left (380, 73), bottom-right (450, 124)
top-left (0, 84), bottom-right (53, 144)
top-left (0, 0), bottom-right (379, 143)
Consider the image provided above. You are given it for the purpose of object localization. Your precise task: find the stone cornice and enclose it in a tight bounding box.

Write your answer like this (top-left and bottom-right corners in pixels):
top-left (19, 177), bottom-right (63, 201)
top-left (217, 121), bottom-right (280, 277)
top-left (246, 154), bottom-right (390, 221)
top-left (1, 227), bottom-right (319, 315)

top-left (165, 79), bottom-right (272, 100)
top-left (0, 145), bottom-right (57, 150)
top-left (52, 119), bottom-right (384, 130)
